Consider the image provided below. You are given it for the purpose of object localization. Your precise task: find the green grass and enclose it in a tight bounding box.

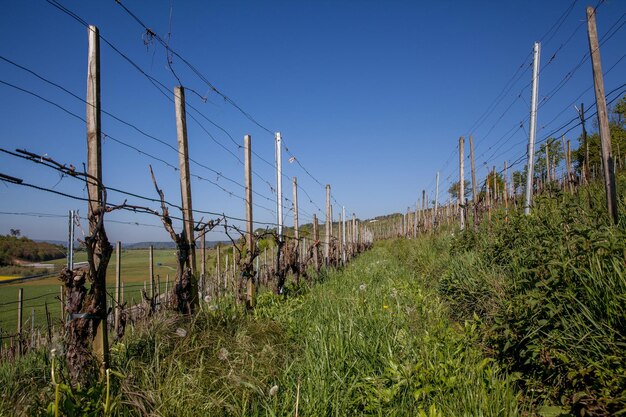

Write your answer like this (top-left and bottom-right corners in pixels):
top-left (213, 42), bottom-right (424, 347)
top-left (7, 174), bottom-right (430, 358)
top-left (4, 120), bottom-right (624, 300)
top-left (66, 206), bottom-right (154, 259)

top-left (0, 239), bottom-right (521, 416)
top-left (0, 246), bottom-right (249, 331)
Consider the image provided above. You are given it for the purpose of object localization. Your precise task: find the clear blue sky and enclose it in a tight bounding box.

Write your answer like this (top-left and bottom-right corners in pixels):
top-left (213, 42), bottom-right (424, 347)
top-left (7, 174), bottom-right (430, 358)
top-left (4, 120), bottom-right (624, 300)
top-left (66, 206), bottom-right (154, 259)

top-left (1, 0), bottom-right (625, 243)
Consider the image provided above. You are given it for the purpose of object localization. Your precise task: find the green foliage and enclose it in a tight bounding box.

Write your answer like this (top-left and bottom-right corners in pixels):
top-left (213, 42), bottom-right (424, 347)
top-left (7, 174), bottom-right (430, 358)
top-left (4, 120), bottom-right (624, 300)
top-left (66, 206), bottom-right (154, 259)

top-left (535, 138), bottom-right (565, 178)
top-left (448, 180), bottom-right (471, 200)
top-left (0, 235), bottom-right (65, 266)
top-left (445, 178), bottom-right (626, 415)
top-left (572, 95), bottom-right (626, 173)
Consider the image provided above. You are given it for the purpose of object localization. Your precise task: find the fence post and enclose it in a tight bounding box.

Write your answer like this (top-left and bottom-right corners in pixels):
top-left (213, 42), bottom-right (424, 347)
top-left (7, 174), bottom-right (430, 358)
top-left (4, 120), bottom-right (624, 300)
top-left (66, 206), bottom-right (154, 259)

top-left (244, 134), bottom-right (255, 308)
top-left (17, 288), bottom-right (23, 356)
top-left (325, 184), bottom-right (331, 266)
top-left (587, 6), bottom-right (618, 224)
top-left (115, 241), bottom-right (121, 335)
top-left (174, 86), bottom-right (198, 303)
top-left (59, 285), bottom-right (65, 323)
top-left (459, 136), bottom-right (465, 230)
top-left (149, 245), bottom-right (154, 299)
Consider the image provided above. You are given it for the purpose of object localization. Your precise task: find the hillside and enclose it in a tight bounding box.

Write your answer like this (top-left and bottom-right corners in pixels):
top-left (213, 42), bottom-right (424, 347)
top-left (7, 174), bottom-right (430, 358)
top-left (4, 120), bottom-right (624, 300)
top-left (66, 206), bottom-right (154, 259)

top-left (0, 235), bottom-right (65, 266)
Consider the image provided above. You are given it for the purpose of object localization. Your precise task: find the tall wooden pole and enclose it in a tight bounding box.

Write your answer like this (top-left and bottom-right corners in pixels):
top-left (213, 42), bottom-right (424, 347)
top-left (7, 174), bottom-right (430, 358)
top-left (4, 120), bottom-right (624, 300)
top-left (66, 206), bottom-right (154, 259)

top-left (244, 134), bottom-right (255, 307)
top-left (504, 161), bottom-right (509, 210)
top-left (587, 6), bottom-right (618, 224)
top-left (87, 24), bottom-right (108, 372)
top-left (434, 171), bottom-right (440, 228)
top-left (459, 136), bottom-right (465, 230)
top-left (200, 225), bottom-right (206, 296)
top-left (149, 245), bottom-right (154, 299)
top-left (275, 132), bottom-right (283, 239)
top-left (469, 135), bottom-right (477, 206)
top-left (313, 214), bottom-right (320, 272)
top-left (174, 86), bottom-right (198, 298)
top-left (567, 140), bottom-right (573, 193)
top-left (114, 241), bottom-right (121, 335)
top-left (525, 42), bottom-right (541, 215)
top-left (342, 206), bottom-right (346, 264)
top-left (17, 288), bottom-right (23, 356)
top-left (325, 184), bottom-right (331, 265)
top-left (293, 177), bottom-right (299, 240)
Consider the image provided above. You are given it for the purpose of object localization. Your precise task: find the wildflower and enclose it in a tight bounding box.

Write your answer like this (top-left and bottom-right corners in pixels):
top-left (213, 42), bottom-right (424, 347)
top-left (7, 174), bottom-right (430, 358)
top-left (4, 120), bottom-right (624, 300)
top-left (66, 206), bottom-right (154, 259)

top-left (269, 385), bottom-right (279, 396)
top-left (204, 295), bottom-right (212, 303)
top-left (217, 347), bottom-right (229, 361)
top-left (359, 283), bottom-right (367, 291)
top-left (383, 305), bottom-right (389, 309)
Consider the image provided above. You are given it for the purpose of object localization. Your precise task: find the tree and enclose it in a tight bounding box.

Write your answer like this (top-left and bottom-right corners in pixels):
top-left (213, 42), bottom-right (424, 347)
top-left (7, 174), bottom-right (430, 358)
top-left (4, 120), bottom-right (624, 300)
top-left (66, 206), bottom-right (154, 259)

top-left (483, 170), bottom-right (505, 197)
top-left (512, 169), bottom-right (527, 195)
top-left (9, 229), bottom-right (20, 237)
top-left (535, 138), bottom-right (564, 181)
top-left (448, 180), bottom-right (470, 201)
top-left (572, 95), bottom-right (626, 175)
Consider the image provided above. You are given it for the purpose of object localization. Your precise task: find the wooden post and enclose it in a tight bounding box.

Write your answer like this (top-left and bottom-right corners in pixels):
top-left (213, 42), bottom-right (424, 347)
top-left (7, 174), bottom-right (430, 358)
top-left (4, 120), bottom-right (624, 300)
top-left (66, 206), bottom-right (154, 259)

top-left (60, 285), bottom-right (65, 322)
top-left (587, 6), bottom-right (618, 224)
top-left (115, 241), bottom-right (121, 335)
top-left (469, 135), bottom-right (477, 206)
top-left (201, 225), bottom-right (206, 296)
top-left (293, 177), bottom-right (299, 241)
top-left (567, 140), bottom-right (573, 193)
top-left (45, 302), bottom-right (52, 344)
top-left (545, 140), bottom-right (551, 183)
top-left (313, 214), bottom-right (320, 271)
top-left (17, 288), bottom-right (23, 356)
top-left (174, 86), bottom-right (198, 297)
top-left (149, 245), bottom-right (154, 299)
top-left (244, 134), bottom-right (255, 308)
top-left (504, 161), bottom-right (509, 211)
top-left (217, 245), bottom-right (222, 295)
top-left (325, 184), bottom-right (331, 265)
top-left (342, 206), bottom-right (347, 264)
top-left (86, 24), bottom-right (109, 372)
top-left (459, 136), bottom-right (465, 230)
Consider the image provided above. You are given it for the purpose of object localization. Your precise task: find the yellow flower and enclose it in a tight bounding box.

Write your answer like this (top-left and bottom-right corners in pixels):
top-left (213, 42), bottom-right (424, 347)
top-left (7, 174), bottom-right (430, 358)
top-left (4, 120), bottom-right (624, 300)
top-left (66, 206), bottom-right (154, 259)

top-left (383, 305), bottom-right (389, 309)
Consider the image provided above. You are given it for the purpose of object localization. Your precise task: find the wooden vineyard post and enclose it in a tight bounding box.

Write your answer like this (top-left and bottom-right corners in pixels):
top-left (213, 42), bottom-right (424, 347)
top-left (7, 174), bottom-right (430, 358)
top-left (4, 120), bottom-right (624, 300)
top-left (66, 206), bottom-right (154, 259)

top-left (504, 161), bottom-right (509, 215)
top-left (293, 176), bottom-right (300, 281)
top-left (216, 245), bottom-right (222, 296)
top-left (545, 140), bottom-right (551, 183)
top-left (201, 225), bottom-right (206, 296)
top-left (59, 285), bottom-right (65, 322)
top-left (17, 288), bottom-right (23, 356)
top-left (174, 86), bottom-right (198, 306)
top-left (115, 241), bottom-right (121, 335)
top-left (434, 172), bottom-right (440, 228)
top-left (244, 134), bottom-right (255, 308)
top-left (86, 24), bottom-right (109, 373)
top-left (459, 136), bottom-right (465, 230)
top-left (469, 135), bottom-right (477, 208)
top-left (325, 184), bottom-right (331, 266)
top-left (149, 245), bottom-right (154, 299)
top-left (313, 214), bottom-right (320, 272)
top-left (567, 140), bottom-right (573, 193)
top-left (587, 6), bottom-right (618, 224)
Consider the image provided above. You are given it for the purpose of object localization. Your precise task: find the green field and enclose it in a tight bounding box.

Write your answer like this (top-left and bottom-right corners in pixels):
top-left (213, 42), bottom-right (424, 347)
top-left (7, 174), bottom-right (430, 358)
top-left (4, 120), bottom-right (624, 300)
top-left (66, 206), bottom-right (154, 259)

top-left (0, 248), bottom-right (215, 333)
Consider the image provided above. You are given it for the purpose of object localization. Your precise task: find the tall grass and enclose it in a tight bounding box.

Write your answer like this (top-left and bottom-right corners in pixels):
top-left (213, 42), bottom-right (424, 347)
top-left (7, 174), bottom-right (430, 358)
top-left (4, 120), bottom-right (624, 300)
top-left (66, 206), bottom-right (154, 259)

top-left (441, 181), bottom-right (626, 416)
top-left (0, 240), bottom-right (521, 416)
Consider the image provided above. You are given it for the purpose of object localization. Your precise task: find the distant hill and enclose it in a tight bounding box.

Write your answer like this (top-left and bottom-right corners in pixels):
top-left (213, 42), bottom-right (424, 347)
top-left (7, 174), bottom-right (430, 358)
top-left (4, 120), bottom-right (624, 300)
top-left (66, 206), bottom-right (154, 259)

top-left (0, 235), bottom-right (66, 266)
